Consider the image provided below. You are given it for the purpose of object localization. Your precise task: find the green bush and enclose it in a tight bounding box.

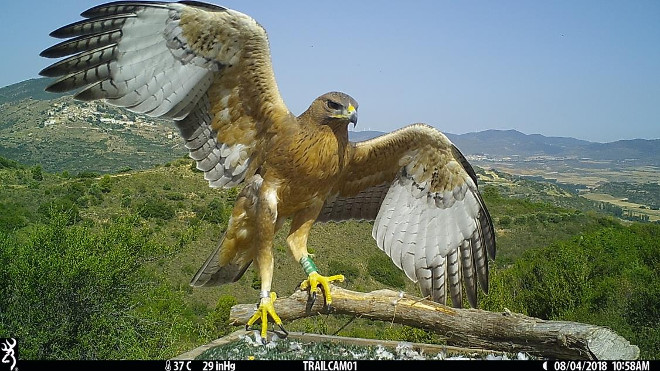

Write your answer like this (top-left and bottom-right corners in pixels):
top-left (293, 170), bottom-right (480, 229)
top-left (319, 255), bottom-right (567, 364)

top-left (194, 197), bottom-right (230, 225)
top-left (31, 165), bottom-right (43, 181)
top-left (38, 197), bottom-right (81, 225)
top-left (0, 202), bottom-right (30, 233)
top-left (98, 175), bottom-right (112, 193)
top-left (482, 223), bottom-right (660, 359)
top-left (0, 214), bottom-right (211, 359)
top-left (328, 260), bottom-right (360, 281)
top-left (77, 171), bottom-right (99, 179)
top-left (205, 295), bottom-right (238, 336)
top-left (367, 253), bottom-right (406, 289)
top-left (137, 197), bottom-right (175, 220)
top-left (498, 215), bottom-right (512, 228)
top-left (166, 192), bottom-right (185, 201)
top-left (0, 156), bottom-right (23, 169)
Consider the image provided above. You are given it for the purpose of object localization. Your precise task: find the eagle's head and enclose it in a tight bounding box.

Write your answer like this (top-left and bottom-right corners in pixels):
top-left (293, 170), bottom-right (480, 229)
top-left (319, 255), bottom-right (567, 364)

top-left (303, 91), bottom-right (359, 128)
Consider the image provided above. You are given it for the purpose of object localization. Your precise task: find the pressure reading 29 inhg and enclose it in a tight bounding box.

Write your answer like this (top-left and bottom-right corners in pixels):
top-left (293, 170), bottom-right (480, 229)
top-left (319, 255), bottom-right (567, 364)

top-left (202, 361), bottom-right (236, 371)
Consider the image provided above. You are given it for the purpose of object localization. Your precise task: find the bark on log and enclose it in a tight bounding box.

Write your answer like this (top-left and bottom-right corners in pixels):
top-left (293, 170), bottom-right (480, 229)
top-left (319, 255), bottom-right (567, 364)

top-left (229, 285), bottom-right (639, 360)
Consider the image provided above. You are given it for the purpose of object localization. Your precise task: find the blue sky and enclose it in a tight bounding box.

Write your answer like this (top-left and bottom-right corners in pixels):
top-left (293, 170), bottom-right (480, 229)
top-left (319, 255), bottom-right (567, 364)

top-left (1, 1), bottom-right (658, 142)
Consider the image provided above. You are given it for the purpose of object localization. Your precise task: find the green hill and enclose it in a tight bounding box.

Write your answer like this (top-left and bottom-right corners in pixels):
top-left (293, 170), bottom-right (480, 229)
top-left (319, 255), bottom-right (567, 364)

top-left (0, 156), bottom-right (657, 359)
top-left (0, 78), bottom-right (67, 103)
top-left (0, 79), bottom-right (184, 173)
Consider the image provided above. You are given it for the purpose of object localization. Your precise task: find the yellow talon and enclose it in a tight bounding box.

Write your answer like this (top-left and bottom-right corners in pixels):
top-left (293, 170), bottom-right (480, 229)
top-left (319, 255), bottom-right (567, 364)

top-left (300, 271), bottom-right (345, 305)
top-left (246, 292), bottom-right (283, 339)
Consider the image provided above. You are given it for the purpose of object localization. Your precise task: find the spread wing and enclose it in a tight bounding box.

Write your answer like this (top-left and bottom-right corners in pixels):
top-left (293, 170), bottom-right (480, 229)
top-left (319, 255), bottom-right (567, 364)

top-left (318, 124), bottom-right (496, 308)
top-left (40, 1), bottom-right (293, 188)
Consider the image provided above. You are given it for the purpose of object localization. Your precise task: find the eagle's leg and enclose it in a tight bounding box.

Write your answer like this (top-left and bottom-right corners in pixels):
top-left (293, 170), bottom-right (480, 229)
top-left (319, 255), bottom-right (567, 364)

top-left (245, 291), bottom-right (286, 340)
top-left (299, 262), bottom-right (345, 308)
top-left (245, 184), bottom-right (287, 340)
top-left (287, 209), bottom-right (345, 308)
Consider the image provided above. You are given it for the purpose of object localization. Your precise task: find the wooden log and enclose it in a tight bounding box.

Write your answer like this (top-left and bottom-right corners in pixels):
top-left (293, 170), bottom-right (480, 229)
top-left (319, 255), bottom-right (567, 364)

top-left (230, 285), bottom-right (639, 360)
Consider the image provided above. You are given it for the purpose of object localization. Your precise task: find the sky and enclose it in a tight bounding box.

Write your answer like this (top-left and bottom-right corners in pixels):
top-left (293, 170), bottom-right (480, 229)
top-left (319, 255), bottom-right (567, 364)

top-left (1, 0), bottom-right (659, 143)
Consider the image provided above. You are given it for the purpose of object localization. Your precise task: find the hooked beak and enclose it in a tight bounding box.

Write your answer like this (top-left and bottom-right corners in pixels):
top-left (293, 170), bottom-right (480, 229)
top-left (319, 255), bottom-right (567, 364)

top-left (347, 104), bottom-right (358, 127)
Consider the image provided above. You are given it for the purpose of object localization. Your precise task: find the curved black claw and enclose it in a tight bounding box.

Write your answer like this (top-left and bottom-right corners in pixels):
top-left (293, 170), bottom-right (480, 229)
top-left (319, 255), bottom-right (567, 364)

top-left (305, 291), bottom-right (317, 313)
top-left (274, 322), bottom-right (289, 339)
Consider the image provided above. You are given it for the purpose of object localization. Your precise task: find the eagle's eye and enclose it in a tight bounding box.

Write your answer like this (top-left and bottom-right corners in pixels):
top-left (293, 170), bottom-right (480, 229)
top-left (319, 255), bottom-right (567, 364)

top-left (326, 100), bottom-right (342, 111)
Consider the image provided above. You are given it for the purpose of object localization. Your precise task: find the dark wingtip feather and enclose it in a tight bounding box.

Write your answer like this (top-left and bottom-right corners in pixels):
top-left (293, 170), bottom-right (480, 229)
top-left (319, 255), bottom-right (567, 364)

top-left (481, 265), bottom-right (489, 295)
top-left (179, 1), bottom-right (227, 12)
top-left (39, 57), bottom-right (78, 77)
top-left (464, 275), bottom-right (478, 308)
top-left (43, 79), bottom-right (70, 93)
top-left (80, 1), bottom-right (150, 17)
top-left (73, 85), bottom-right (102, 101)
top-left (49, 24), bottom-right (74, 39)
top-left (39, 64), bottom-right (59, 77)
top-left (39, 48), bottom-right (54, 58)
top-left (452, 144), bottom-right (479, 186)
top-left (43, 85), bottom-right (59, 93)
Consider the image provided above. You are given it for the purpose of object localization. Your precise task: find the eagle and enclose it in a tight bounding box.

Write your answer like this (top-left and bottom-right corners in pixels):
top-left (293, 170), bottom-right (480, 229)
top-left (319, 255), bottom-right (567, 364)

top-left (40, 1), bottom-right (496, 339)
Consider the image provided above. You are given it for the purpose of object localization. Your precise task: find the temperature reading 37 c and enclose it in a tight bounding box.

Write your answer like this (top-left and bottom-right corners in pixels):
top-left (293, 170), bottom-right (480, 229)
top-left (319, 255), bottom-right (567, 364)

top-left (165, 360), bottom-right (192, 371)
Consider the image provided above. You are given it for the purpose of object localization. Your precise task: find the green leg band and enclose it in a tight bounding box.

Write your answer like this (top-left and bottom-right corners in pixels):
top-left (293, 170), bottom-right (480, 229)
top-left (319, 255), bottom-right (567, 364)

top-left (300, 256), bottom-right (318, 275)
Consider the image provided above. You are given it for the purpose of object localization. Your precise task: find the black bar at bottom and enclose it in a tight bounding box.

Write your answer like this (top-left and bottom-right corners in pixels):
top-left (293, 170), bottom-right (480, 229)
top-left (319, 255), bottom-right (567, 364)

top-left (16, 360), bottom-right (659, 371)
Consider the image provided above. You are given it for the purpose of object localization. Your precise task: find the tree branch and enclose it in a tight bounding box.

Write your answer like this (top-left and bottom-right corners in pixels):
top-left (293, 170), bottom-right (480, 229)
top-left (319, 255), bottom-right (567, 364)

top-left (229, 285), bottom-right (639, 360)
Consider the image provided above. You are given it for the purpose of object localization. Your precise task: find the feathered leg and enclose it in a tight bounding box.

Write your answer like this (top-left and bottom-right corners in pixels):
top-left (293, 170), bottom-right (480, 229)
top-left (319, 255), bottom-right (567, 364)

top-left (244, 182), bottom-right (287, 340)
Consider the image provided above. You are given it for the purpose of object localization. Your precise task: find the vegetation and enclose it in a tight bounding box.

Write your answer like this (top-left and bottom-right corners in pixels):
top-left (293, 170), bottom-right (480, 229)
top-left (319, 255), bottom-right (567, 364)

top-left (0, 215), bottom-right (214, 359)
top-left (0, 155), bottom-right (658, 359)
top-left (481, 223), bottom-right (659, 359)
top-left (367, 253), bottom-right (407, 289)
top-left (0, 89), bottom-right (182, 174)
top-left (594, 182), bottom-right (660, 210)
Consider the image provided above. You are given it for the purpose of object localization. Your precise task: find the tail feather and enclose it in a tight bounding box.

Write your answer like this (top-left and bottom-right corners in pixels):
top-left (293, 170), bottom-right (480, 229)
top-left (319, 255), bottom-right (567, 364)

top-left (190, 233), bottom-right (252, 287)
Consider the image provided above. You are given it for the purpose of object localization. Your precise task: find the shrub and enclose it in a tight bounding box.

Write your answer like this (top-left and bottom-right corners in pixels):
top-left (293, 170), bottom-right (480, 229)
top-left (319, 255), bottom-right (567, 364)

top-left (0, 214), bottom-right (211, 359)
top-left (0, 202), bottom-right (30, 233)
top-left (137, 197), bottom-right (175, 220)
top-left (38, 197), bottom-right (81, 225)
top-left (328, 260), bottom-right (360, 281)
top-left (367, 253), bottom-right (406, 289)
top-left (194, 197), bottom-right (230, 225)
top-left (205, 295), bottom-right (238, 336)
top-left (482, 223), bottom-right (660, 359)
top-left (99, 175), bottom-right (112, 193)
top-left (77, 171), bottom-right (99, 179)
top-left (498, 215), bottom-right (512, 228)
top-left (0, 156), bottom-right (23, 169)
top-left (31, 165), bottom-right (43, 181)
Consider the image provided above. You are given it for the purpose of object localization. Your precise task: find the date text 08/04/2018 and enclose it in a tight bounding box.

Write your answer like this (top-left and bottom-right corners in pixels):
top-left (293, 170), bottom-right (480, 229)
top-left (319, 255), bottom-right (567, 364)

top-left (551, 361), bottom-right (650, 371)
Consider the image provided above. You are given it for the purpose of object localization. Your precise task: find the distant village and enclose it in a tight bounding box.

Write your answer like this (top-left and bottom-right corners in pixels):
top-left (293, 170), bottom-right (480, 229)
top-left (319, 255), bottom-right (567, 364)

top-left (42, 100), bottom-right (177, 141)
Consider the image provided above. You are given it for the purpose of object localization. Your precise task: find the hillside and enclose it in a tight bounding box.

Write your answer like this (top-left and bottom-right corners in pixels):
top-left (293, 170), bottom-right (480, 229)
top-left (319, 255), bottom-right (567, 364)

top-left (448, 130), bottom-right (659, 165)
top-left (1, 156), bottom-right (658, 359)
top-left (0, 78), bottom-right (184, 173)
top-left (0, 78), bottom-right (67, 103)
